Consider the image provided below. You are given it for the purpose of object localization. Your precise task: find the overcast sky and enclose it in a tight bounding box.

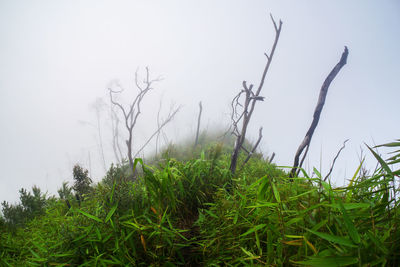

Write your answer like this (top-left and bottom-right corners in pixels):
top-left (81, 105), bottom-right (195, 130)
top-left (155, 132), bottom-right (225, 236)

top-left (1, 0), bottom-right (399, 204)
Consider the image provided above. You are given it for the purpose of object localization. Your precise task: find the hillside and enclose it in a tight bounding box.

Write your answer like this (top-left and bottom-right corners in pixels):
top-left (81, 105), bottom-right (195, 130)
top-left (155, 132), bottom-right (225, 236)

top-left (1, 140), bottom-right (399, 266)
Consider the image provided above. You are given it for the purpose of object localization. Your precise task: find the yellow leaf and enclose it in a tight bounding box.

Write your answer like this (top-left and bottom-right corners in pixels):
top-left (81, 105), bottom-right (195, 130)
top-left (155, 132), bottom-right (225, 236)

top-left (140, 234), bottom-right (147, 252)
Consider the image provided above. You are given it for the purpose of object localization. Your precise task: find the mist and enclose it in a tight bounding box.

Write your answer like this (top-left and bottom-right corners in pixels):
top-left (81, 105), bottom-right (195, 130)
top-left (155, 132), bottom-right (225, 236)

top-left (1, 0), bottom-right (399, 204)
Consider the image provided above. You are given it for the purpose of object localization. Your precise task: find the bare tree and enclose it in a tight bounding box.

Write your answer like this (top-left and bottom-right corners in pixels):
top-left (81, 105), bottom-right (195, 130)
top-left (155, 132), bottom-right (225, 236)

top-left (289, 47), bottom-right (349, 178)
top-left (194, 101), bottom-right (203, 148)
top-left (229, 14), bottom-right (282, 174)
top-left (108, 67), bottom-right (163, 176)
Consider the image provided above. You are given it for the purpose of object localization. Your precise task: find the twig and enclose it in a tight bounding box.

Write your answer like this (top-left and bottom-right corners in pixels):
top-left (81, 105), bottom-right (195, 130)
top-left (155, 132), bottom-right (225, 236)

top-left (324, 139), bottom-right (349, 181)
top-left (134, 106), bottom-right (181, 158)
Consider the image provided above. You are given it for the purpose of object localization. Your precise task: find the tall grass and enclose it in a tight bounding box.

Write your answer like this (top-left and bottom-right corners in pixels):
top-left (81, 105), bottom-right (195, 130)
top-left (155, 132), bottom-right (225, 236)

top-left (0, 140), bottom-right (399, 266)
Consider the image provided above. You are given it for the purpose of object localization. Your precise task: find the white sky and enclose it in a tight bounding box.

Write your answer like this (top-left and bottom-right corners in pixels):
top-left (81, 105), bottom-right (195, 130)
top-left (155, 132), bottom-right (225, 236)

top-left (1, 0), bottom-right (399, 203)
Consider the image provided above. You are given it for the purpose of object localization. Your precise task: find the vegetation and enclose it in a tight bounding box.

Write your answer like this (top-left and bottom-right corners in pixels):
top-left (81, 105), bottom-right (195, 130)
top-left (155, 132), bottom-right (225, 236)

top-left (0, 138), bottom-right (399, 266)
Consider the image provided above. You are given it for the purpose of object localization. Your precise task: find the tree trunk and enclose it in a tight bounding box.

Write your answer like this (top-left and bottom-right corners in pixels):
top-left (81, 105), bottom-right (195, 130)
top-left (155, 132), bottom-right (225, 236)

top-left (194, 101), bottom-right (203, 148)
top-left (290, 46), bottom-right (349, 177)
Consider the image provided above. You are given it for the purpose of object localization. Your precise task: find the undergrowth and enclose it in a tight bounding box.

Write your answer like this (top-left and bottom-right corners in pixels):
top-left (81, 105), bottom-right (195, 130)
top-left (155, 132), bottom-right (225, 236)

top-left (0, 140), bottom-right (399, 266)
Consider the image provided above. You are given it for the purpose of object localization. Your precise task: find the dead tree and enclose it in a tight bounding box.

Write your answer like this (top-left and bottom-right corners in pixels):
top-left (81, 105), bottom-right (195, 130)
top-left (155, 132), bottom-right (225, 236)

top-left (90, 98), bottom-right (108, 172)
top-left (194, 101), bottom-right (203, 148)
top-left (108, 67), bottom-right (163, 177)
top-left (229, 14), bottom-right (282, 174)
top-left (289, 46), bottom-right (349, 178)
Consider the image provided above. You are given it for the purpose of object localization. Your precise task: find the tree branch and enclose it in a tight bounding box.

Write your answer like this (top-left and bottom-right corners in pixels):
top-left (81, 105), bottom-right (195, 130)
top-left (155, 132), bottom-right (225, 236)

top-left (134, 105), bottom-right (181, 158)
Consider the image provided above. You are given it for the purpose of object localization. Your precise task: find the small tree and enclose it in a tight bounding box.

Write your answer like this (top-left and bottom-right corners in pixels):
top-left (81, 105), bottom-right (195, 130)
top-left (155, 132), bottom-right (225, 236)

top-left (1, 186), bottom-right (47, 228)
top-left (57, 182), bottom-right (73, 200)
top-left (72, 164), bottom-right (92, 200)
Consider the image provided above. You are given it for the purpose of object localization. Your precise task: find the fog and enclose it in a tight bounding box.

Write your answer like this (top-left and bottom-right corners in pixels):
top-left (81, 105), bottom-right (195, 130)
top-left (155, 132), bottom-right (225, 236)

top-left (1, 0), bottom-right (399, 204)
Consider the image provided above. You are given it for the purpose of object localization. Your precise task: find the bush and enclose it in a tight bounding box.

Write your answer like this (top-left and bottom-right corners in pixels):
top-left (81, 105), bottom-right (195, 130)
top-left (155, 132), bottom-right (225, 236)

top-left (1, 186), bottom-right (47, 229)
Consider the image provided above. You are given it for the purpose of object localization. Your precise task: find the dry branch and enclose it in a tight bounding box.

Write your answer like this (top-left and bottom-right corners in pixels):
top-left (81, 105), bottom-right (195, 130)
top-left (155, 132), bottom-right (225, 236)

top-left (229, 14), bottom-right (282, 174)
top-left (290, 46), bottom-right (349, 178)
top-left (324, 139), bottom-right (349, 181)
top-left (134, 105), bottom-right (181, 158)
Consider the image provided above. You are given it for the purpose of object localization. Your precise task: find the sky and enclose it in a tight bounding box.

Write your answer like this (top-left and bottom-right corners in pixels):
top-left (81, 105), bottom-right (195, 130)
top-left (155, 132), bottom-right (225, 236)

top-left (0, 0), bottom-right (399, 204)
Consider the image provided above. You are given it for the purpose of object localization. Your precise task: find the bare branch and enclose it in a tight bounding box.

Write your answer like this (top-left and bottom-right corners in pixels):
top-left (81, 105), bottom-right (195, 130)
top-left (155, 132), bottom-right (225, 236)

top-left (155, 98), bottom-right (163, 155)
top-left (268, 152), bottom-right (276, 163)
top-left (134, 105), bottom-right (181, 158)
top-left (270, 13), bottom-right (278, 32)
top-left (324, 139), bottom-right (349, 181)
top-left (241, 127), bottom-right (263, 168)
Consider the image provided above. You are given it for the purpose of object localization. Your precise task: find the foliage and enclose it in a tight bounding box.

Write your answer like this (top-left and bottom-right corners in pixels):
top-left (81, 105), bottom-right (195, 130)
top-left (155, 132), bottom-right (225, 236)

top-left (57, 181), bottom-right (73, 200)
top-left (1, 186), bottom-right (48, 229)
top-left (72, 164), bottom-right (93, 200)
top-left (0, 140), bottom-right (399, 266)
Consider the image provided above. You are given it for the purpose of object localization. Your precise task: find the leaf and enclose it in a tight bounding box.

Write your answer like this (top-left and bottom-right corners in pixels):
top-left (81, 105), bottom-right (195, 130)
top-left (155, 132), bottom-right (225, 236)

top-left (257, 176), bottom-right (269, 199)
top-left (240, 224), bottom-right (266, 237)
top-left (204, 209), bottom-right (218, 219)
top-left (313, 167), bottom-right (322, 179)
top-left (367, 145), bottom-right (394, 177)
top-left (105, 203), bottom-right (118, 223)
top-left (140, 234), bottom-right (147, 252)
top-left (283, 239), bottom-right (303, 246)
top-left (306, 229), bottom-right (357, 247)
top-left (246, 201), bottom-right (278, 208)
top-left (288, 189), bottom-right (317, 200)
top-left (286, 217), bottom-right (302, 226)
top-left (271, 180), bottom-right (281, 203)
top-left (338, 201), bottom-right (360, 244)
top-left (295, 256), bottom-right (358, 266)
top-left (376, 141), bottom-right (400, 148)
top-left (346, 159), bottom-right (364, 201)
top-left (366, 230), bottom-right (388, 254)
top-left (240, 246), bottom-right (255, 258)
top-left (150, 206), bottom-right (158, 215)
top-left (328, 203), bottom-right (370, 210)
top-left (303, 237), bottom-right (317, 254)
top-left (76, 208), bottom-right (103, 223)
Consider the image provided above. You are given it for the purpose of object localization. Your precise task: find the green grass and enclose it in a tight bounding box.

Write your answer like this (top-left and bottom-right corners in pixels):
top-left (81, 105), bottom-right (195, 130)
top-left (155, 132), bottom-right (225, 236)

top-left (0, 140), bottom-right (399, 266)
